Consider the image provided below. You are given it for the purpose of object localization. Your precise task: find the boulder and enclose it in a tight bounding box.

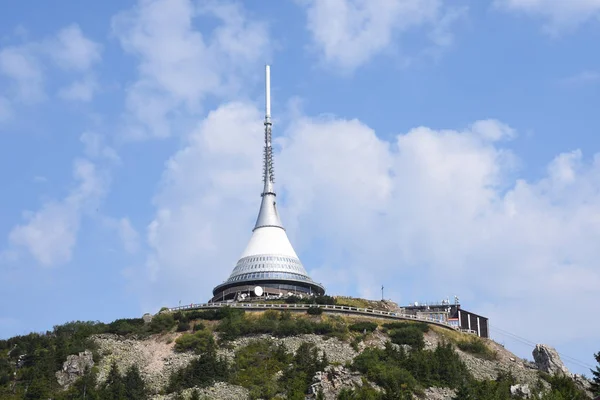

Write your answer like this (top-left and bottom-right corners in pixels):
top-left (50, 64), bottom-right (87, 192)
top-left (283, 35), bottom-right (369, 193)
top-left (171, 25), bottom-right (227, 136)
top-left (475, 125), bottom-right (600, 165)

top-left (56, 350), bottom-right (94, 388)
top-left (142, 313), bottom-right (153, 324)
top-left (532, 344), bottom-right (571, 377)
top-left (510, 384), bottom-right (532, 398)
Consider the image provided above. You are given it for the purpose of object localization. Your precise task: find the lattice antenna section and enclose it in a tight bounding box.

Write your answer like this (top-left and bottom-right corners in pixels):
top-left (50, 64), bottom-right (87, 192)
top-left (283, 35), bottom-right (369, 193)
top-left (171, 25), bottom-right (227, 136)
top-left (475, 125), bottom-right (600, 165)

top-left (262, 65), bottom-right (275, 194)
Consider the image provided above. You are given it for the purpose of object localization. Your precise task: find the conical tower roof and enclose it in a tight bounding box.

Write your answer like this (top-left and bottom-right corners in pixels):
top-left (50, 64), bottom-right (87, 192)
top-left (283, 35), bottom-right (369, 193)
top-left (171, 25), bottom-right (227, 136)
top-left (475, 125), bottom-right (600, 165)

top-left (211, 66), bottom-right (324, 301)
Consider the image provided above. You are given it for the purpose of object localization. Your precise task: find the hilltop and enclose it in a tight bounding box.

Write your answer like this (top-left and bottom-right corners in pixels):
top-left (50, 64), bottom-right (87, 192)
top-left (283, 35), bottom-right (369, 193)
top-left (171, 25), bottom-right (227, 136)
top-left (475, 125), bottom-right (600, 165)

top-left (0, 297), bottom-right (597, 399)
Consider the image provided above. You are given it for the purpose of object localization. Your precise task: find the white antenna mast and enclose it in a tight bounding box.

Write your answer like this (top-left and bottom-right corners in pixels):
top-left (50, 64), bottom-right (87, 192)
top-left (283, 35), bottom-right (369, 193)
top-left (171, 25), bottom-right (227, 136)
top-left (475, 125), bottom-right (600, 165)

top-left (265, 65), bottom-right (271, 124)
top-left (262, 65), bottom-right (274, 194)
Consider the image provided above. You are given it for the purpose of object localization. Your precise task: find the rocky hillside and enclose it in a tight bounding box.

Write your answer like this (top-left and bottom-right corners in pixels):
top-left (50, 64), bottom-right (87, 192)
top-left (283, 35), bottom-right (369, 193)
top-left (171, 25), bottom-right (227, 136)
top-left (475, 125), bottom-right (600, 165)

top-left (0, 299), bottom-right (597, 399)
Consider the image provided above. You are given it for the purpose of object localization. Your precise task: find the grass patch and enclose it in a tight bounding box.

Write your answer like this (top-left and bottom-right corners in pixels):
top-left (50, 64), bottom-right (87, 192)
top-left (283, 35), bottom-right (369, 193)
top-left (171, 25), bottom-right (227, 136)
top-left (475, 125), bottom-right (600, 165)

top-left (456, 337), bottom-right (497, 360)
top-left (334, 297), bottom-right (375, 309)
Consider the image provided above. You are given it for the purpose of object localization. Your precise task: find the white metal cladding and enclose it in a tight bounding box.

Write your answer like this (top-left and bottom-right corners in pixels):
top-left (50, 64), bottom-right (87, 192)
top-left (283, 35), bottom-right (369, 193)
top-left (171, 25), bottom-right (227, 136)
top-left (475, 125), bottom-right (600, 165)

top-left (227, 253), bottom-right (310, 282)
top-left (240, 226), bottom-right (299, 259)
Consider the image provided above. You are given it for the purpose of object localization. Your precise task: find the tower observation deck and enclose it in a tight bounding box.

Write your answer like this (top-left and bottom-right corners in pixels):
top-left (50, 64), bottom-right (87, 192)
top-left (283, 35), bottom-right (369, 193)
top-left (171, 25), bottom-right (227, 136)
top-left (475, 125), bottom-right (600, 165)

top-left (211, 65), bottom-right (325, 302)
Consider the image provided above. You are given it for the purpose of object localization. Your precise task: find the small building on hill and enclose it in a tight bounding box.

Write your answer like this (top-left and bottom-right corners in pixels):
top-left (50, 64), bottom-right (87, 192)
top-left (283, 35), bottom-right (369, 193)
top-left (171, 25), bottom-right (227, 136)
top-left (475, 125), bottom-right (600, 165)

top-left (401, 300), bottom-right (489, 338)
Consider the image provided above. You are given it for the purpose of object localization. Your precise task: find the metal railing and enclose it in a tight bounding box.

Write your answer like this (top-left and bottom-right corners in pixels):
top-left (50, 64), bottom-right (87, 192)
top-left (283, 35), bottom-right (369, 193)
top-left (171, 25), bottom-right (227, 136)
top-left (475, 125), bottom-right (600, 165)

top-left (167, 302), bottom-right (464, 332)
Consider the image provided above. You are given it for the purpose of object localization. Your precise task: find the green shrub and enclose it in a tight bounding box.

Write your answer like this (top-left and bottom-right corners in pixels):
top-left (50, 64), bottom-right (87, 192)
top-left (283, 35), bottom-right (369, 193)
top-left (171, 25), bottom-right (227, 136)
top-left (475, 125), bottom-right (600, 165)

top-left (174, 331), bottom-right (215, 354)
top-left (216, 311), bottom-right (347, 340)
top-left (173, 311), bottom-right (188, 323)
top-left (231, 340), bottom-right (291, 399)
top-left (193, 322), bottom-right (205, 332)
top-left (185, 307), bottom-right (243, 321)
top-left (307, 306), bottom-right (323, 315)
top-left (149, 313), bottom-right (176, 334)
top-left (383, 322), bottom-right (429, 333)
top-left (108, 318), bottom-right (146, 336)
top-left (280, 342), bottom-right (329, 399)
top-left (176, 322), bottom-right (190, 332)
top-left (389, 326), bottom-right (425, 350)
top-left (349, 322), bottom-right (377, 333)
top-left (352, 341), bottom-right (470, 397)
top-left (167, 346), bottom-right (228, 392)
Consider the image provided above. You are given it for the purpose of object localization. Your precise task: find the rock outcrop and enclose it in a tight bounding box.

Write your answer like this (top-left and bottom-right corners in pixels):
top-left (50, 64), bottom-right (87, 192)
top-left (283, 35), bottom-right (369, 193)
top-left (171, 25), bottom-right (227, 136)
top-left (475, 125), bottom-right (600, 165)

top-left (55, 350), bottom-right (94, 388)
top-left (533, 344), bottom-right (571, 377)
top-left (511, 384), bottom-right (532, 398)
top-left (420, 387), bottom-right (456, 400)
top-left (93, 333), bottom-right (198, 393)
top-left (218, 334), bottom-right (358, 365)
top-left (310, 365), bottom-right (378, 400)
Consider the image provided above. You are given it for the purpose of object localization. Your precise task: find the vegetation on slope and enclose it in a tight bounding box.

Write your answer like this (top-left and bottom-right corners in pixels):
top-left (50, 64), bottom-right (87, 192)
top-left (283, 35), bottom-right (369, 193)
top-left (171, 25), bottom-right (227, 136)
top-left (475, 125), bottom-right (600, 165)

top-left (0, 306), bottom-right (597, 400)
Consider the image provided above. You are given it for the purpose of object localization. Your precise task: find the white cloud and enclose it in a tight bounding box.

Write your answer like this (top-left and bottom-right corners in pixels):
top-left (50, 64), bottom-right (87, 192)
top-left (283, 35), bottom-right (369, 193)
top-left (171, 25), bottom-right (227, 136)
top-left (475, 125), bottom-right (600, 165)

top-left (118, 218), bottom-right (140, 254)
top-left (0, 45), bottom-right (44, 103)
top-left (139, 102), bottom-right (600, 354)
top-left (8, 159), bottom-right (109, 266)
top-left (0, 96), bottom-right (12, 122)
top-left (58, 76), bottom-right (98, 102)
top-left (0, 24), bottom-right (102, 105)
top-left (102, 217), bottom-right (141, 254)
top-left (495, 0), bottom-right (600, 32)
top-left (80, 131), bottom-right (120, 163)
top-left (6, 131), bottom-right (116, 267)
top-left (559, 70), bottom-right (600, 87)
top-left (299, 0), bottom-right (466, 72)
top-left (112, 0), bottom-right (270, 139)
top-left (46, 24), bottom-right (102, 71)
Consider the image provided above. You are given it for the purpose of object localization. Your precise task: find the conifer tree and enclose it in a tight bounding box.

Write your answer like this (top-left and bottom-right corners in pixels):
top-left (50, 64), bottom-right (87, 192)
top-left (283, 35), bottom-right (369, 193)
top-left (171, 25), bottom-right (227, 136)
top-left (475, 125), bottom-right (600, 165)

top-left (591, 351), bottom-right (600, 396)
top-left (123, 364), bottom-right (147, 400)
top-left (101, 362), bottom-right (126, 400)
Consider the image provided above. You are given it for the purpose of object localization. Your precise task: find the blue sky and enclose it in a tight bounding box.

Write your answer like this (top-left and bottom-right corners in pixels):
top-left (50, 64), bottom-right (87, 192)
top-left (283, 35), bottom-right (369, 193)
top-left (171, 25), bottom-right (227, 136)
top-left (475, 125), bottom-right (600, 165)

top-left (1, 0), bottom-right (599, 375)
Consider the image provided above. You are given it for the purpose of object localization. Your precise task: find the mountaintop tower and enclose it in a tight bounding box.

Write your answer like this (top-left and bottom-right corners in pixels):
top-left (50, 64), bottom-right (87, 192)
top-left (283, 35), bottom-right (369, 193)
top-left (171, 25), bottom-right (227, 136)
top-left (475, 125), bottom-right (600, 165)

top-left (211, 65), bottom-right (325, 302)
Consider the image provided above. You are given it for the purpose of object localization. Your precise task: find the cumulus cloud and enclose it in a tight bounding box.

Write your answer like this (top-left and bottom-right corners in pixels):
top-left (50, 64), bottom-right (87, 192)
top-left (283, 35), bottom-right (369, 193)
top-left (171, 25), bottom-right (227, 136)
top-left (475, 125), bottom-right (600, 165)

top-left (495, 0), bottom-right (600, 32)
top-left (8, 159), bottom-right (110, 266)
top-left (46, 24), bottom-right (102, 71)
top-left (5, 132), bottom-right (117, 267)
top-left (102, 217), bottom-right (141, 254)
top-left (0, 45), bottom-right (45, 103)
top-left (80, 131), bottom-right (120, 163)
top-left (0, 96), bottom-right (12, 122)
top-left (58, 76), bottom-right (99, 102)
top-left (0, 24), bottom-right (102, 104)
top-left (299, 0), bottom-right (466, 72)
top-left (139, 101), bottom-right (600, 357)
top-left (112, 0), bottom-right (270, 139)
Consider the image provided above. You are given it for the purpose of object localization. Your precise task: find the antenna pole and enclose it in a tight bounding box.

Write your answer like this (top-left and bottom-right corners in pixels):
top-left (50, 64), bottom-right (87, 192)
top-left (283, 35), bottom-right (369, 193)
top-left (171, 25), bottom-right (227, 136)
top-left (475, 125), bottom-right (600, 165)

top-left (265, 65), bottom-right (271, 123)
top-left (262, 65), bottom-right (274, 194)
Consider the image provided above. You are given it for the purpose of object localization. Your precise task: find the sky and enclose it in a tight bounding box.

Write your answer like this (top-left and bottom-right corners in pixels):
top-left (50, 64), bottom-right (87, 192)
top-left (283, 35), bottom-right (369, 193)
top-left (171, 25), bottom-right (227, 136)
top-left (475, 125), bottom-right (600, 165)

top-left (0, 0), bottom-right (599, 375)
